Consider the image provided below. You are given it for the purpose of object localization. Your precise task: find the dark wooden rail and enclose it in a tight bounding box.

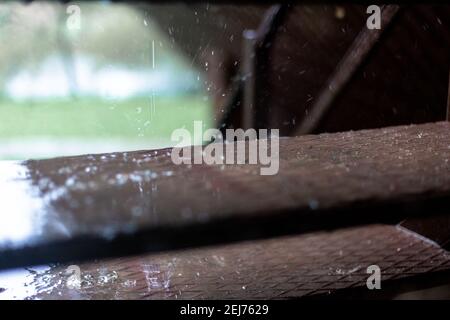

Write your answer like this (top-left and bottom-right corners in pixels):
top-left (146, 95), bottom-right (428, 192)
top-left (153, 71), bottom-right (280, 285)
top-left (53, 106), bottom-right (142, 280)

top-left (0, 122), bottom-right (449, 270)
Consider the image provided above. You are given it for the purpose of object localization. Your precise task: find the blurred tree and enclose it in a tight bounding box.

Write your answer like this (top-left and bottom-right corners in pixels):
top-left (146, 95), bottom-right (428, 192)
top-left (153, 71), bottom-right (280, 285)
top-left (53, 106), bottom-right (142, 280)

top-left (0, 2), bottom-right (194, 98)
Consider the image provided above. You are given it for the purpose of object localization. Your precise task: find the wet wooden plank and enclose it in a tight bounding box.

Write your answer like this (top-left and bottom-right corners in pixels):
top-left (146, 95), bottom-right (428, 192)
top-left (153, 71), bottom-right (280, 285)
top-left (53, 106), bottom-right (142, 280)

top-left (0, 122), bottom-right (449, 269)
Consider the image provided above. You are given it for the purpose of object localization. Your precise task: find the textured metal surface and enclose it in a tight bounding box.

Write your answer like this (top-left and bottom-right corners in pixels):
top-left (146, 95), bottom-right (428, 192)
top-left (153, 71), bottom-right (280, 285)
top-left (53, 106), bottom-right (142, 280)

top-left (2, 224), bottom-right (448, 300)
top-left (0, 122), bottom-right (449, 270)
top-left (401, 215), bottom-right (450, 250)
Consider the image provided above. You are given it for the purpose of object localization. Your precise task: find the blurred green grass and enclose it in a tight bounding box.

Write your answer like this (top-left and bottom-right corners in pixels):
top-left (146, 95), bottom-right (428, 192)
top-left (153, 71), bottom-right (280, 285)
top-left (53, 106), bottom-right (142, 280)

top-left (0, 95), bottom-right (212, 139)
top-left (0, 95), bottom-right (212, 160)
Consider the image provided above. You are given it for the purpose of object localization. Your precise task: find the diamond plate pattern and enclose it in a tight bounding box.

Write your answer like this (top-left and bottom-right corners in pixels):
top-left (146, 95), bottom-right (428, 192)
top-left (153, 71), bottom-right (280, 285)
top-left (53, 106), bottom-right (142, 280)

top-left (10, 224), bottom-right (448, 300)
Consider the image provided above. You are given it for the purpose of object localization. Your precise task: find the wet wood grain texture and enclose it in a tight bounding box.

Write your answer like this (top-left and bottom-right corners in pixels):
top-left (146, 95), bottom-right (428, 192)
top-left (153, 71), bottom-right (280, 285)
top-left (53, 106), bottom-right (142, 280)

top-left (0, 122), bottom-right (449, 269)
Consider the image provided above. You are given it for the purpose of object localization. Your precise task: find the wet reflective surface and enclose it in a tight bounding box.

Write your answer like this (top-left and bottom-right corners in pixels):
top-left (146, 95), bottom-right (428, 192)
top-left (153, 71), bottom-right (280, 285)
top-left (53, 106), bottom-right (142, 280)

top-left (0, 122), bottom-right (449, 269)
top-left (0, 224), bottom-right (449, 300)
top-left (0, 162), bottom-right (44, 247)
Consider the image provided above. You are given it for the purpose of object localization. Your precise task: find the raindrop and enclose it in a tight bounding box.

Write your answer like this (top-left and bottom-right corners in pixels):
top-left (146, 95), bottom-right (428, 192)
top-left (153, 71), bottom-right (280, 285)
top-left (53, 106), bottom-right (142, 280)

top-left (335, 6), bottom-right (346, 19)
top-left (65, 177), bottom-right (76, 187)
